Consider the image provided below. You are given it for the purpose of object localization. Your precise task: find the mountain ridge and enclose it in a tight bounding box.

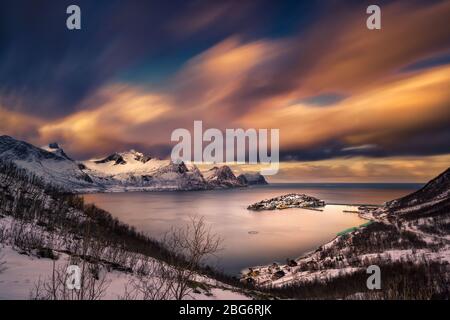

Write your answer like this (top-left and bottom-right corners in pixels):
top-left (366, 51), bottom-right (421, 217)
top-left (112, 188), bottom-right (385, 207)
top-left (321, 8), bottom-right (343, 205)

top-left (385, 168), bottom-right (450, 219)
top-left (0, 136), bottom-right (259, 193)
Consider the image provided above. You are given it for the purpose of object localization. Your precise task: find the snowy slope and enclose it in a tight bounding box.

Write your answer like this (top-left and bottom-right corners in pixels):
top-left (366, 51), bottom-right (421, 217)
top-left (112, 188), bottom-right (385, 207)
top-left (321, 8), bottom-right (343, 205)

top-left (81, 150), bottom-right (209, 192)
top-left (244, 168), bottom-right (450, 292)
top-left (0, 136), bottom-right (250, 193)
top-left (0, 245), bottom-right (251, 300)
top-left (386, 167), bottom-right (450, 218)
top-left (0, 135), bottom-right (94, 191)
top-left (202, 166), bottom-right (245, 188)
top-left (0, 165), bottom-right (254, 300)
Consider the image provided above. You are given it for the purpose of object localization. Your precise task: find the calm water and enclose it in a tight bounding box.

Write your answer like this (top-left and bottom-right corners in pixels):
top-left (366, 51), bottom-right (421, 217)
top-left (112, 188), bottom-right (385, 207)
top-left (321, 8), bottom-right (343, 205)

top-left (84, 183), bottom-right (422, 275)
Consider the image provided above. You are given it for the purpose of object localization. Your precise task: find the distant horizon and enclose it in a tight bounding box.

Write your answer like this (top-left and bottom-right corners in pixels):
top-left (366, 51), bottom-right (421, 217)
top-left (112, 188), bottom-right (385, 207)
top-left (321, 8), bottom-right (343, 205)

top-left (261, 181), bottom-right (426, 185)
top-left (1, 1), bottom-right (449, 184)
top-left (0, 134), bottom-right (445, 184)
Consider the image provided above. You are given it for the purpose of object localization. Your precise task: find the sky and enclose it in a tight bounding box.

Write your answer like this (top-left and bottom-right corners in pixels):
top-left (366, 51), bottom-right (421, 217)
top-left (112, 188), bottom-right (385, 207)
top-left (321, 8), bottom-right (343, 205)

top-left (0, 0), bottom-right (449, 182)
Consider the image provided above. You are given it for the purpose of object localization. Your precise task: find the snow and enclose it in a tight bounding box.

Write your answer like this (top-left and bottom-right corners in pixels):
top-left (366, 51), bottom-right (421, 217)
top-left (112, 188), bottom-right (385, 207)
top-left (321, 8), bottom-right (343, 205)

top-left (203, 288), bottom-right (250, 300)
top-left (0, 242), bottom-right (251, 300)
top-left (84, 152), bottom-right (170, 176)
top-left (243, 200), bottom-right (450, 288)
top-left (0, 212), bottom-right (251, 300)
top-left (1, 136), bottom-right (253, 193)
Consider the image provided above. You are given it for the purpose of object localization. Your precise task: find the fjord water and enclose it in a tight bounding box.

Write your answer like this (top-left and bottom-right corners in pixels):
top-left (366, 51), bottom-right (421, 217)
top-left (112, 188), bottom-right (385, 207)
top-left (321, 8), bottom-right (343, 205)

top-left (84, 183), bottom-right (422, 275)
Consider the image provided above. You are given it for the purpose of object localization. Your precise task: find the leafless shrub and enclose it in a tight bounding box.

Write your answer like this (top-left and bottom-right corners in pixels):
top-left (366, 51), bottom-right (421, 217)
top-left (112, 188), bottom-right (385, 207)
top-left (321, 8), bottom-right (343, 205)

top-left (9, 220), bottom-right (45, 252)
top-left (30, 258), bottom-right (110, 300)
top-left (162, 216), bottom-right (222, 300)
top-left (122, 216), bottom-right (222, 300)
top-left (0, 224), bottom-right (8, 243)
top-left (0, 249), bottom-right (6, 274)
top-left (121, 257), bottom-right (174, 300)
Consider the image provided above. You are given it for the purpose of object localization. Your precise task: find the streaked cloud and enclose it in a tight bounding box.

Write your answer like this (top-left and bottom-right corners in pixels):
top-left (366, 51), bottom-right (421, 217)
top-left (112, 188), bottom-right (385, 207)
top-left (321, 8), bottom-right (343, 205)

top-left (341, 144), bottom-right (377, 152)
top-left (0, 106), bottom-right (42, 140)
top-left (39, 85), bottom-right (172, 157)
top-left (223, 154), bottom-right (450, 183)
top-left (239, 65), bottom-right (450, 156)
top-left (1, 0), bottom-right (449, 181)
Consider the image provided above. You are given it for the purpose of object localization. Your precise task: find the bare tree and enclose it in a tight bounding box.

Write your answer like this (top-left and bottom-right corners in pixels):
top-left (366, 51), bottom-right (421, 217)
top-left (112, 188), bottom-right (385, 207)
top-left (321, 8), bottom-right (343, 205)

top-left (30, 258), bottom-right (110, 300)
top-left (30, 217), bottom-right (110, 300)
top-left (121, 257), bottom-right (173, 300)
top-left (123, 216), bottom-right (222, 300)
top-left (164, 216), bottom-right (222, 300)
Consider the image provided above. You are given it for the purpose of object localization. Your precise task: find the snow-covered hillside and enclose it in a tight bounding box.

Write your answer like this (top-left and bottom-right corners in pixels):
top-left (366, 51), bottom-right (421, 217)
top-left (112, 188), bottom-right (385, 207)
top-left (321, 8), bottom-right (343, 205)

top-left (81, 150), bottom-right (209, 192)
top-left (243, 168), bottom-right (450, 298)
top-left (202, 166), bottom-right (245, 188)
top-left (0, 163), bottom-right (255, 300)
top-left (0, 136), bottom-right (94, 191)
top-left (0, 136), bottom-right (254, 193)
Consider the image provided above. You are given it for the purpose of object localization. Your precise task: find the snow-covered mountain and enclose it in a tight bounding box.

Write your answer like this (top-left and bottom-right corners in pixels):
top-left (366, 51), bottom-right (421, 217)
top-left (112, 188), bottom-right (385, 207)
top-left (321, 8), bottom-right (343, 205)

top-left (0, 154), bottom-right (255, 300)
top-left (81, 150), bottom-right (209, 192)
top-left (41, 142), bottom-right (73, 161)
top-left (0, 135), bottom-right (94, 191)
top-left (0, 136), bottom-right (253, 193)
top-left (202, 166), bottom-right (246, 188)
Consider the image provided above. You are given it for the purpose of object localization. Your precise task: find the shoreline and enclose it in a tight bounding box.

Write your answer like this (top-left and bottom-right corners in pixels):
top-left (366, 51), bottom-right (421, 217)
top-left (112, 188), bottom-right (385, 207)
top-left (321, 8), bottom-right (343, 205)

top-left (241, 203), bottom-right (375, 276)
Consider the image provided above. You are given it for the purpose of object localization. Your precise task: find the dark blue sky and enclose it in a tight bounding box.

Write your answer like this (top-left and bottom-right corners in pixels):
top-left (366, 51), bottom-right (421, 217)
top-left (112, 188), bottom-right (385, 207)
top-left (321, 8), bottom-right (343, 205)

top-left (0, 0), bottom-right (326, 118)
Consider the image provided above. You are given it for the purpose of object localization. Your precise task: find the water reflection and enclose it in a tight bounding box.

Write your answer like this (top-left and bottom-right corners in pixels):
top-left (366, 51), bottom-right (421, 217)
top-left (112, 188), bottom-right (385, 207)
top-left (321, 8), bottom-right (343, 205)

top-left (84, 183), bottom-right (420, 275)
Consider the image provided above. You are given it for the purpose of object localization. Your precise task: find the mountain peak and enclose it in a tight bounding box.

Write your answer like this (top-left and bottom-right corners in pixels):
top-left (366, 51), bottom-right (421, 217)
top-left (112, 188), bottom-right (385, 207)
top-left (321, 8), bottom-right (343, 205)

top-left (0, 135), bottom-right (63, 162)
top-left (94, 153), bottom-right (126, 165)
top-left (42, 142), bottom-right (72, 161)
top-left (94, 150), bottom-right (152, 166)
top-left (48, 142), bottom-right (60, 149)
top-left (203, 165), bottom-right (245, 188)
top-left (120, 149), bottom-right (152, 164)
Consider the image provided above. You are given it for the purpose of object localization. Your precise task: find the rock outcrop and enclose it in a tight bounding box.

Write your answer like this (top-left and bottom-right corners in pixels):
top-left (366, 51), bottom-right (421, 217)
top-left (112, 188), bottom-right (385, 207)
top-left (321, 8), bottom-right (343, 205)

top-left (237, 172), bottom-right (268, 185)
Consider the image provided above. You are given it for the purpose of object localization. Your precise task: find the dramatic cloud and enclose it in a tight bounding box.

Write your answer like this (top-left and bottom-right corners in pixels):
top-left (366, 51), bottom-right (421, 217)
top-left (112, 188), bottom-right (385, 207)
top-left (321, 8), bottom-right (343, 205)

top-left (220, 154), bottom-right (450, 183)
top-left (166, 0), bottom-right (450, 117)
top-left (240, 65), bottom-right (450, 159)
top-left (1, 0), bottom-right (449, 181)
top-left (0, 107), bottom-right (42, 140)
top-left (38, 85), bottom-right (173, 158)
top-left (271, 154), bottom-right (450, 183)
top-left (0, 0), bottom-right (266, 118)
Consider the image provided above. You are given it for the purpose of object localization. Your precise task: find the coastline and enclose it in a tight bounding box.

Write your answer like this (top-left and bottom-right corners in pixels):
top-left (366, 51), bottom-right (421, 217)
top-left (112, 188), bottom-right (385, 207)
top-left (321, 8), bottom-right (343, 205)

top-left (241, 203), bottom-right (373, 276)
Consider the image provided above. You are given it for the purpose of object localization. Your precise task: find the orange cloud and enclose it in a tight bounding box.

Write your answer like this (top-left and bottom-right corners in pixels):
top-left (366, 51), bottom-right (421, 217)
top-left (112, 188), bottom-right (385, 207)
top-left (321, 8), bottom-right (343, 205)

top-left (172, 37), bottom-right (282, 121)
top-left (0, 106), bottom-right (42, 140)
top-left (2, 0), bottom-right (449, 186)
top-left (222, 154), bottom-right (450, 183)
top-left (277, 154), bottom-right (450, 183)
top-left (298, 0), bottom-right (450, 96)
top-left (38, 85), bottom-right (172, 156)
top-left (163, 0), bottom-right (450, 123)
top-left (239, 65), bottom-right (450, 150)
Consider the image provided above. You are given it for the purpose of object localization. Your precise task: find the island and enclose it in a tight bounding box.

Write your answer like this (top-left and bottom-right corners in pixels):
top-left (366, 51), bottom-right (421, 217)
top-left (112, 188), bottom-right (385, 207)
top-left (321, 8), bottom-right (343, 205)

top-left (247, 193), bottom-right (325, 211)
